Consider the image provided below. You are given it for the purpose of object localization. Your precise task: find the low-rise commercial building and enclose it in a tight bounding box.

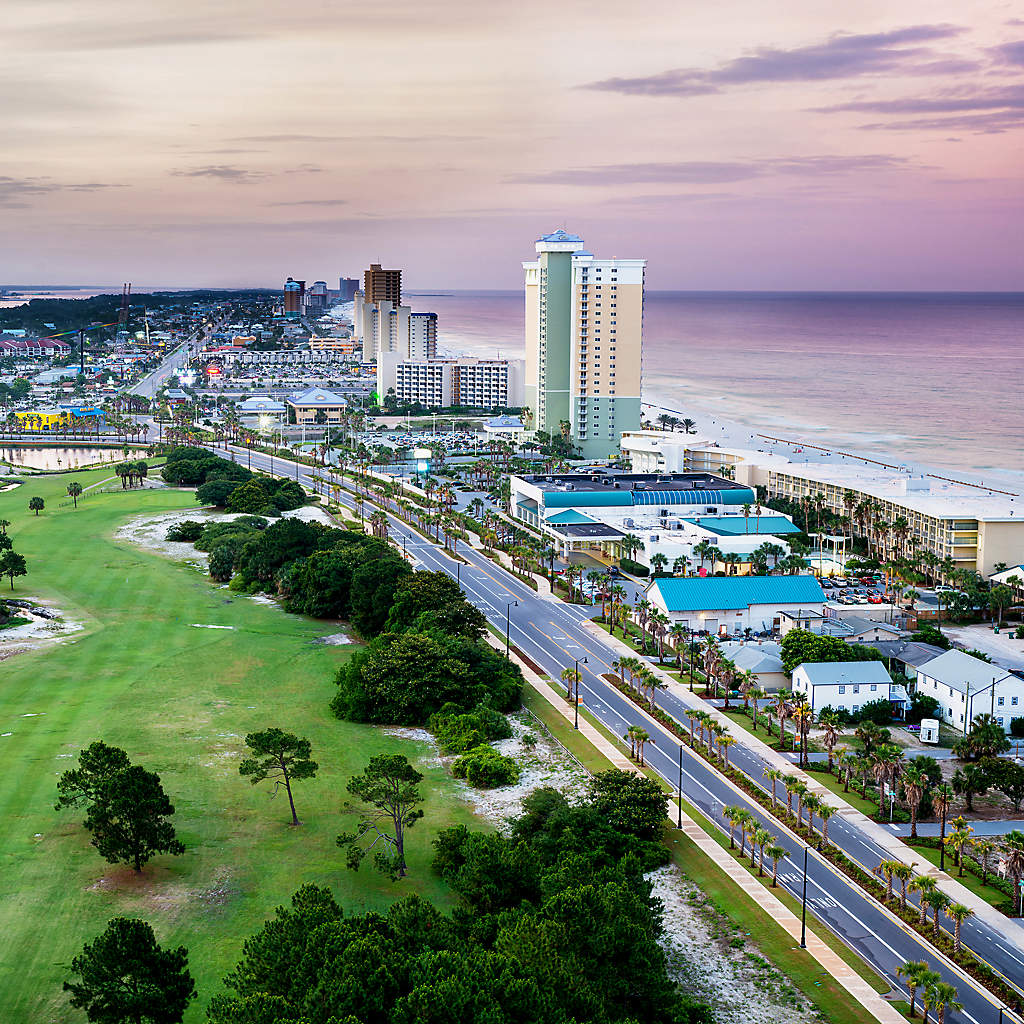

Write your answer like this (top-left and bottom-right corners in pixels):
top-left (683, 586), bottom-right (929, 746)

top-left (286, 386), bottom-right (348, 425)
top-left (648, 575), bottom-right (826, 636)
top-left (377, 355), bottom-right (524, 409)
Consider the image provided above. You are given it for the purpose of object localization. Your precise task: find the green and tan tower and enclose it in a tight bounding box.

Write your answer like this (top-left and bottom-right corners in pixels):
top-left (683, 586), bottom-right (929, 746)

top-left (523, 230), bottom-right (645, 460)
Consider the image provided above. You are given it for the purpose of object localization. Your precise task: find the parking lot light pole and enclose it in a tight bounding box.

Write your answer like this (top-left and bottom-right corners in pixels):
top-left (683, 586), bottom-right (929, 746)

top-left (574, 657), bottom-right (588, 730)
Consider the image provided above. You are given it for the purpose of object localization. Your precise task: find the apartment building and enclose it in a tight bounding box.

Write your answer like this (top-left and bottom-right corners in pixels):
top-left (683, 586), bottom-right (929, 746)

top-left (618, 431), bottom-right (1023, 576)
top-left (523, 230), bottom-right (645, 459)
top-left (376, 354), bottom-right (524, 409)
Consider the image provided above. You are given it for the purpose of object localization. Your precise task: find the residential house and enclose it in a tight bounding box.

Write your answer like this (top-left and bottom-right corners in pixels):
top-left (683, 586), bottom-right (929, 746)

top-left (913, 648), bottom-right (1024, 732)
top-left (791, 661), bottom-right (907, 716)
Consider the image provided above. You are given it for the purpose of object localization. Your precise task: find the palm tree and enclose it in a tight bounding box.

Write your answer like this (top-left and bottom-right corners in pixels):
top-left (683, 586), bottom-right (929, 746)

top-left (560, 666), bottom-right (581, 701)
top-left (803, 792), bottom-right (820, 837)
top-left (1003, 830), bottom-right (1024, 916)
top-left (737, 811), bottom-right (756, 859)
top-left (718, 734), bottom-right (736, 768)
top-left (722, 805), bottom-right (744, 850)
top-left (791, 702), bottom-right (814, 768)
top-left (752, 825), bottom-right (771, 871)
top-left (892, 863), bottom-right (913, 912)
top-left (764, 843), bottom-right (788, 887)
top-left (896, 960), bottom-right (933, 1019)
top-left (902, 764), bottom-right (928, 840)
top-left (946, 904), bottom-right (973, 954)
top-left (945, 825), bottom-right (973, 877)
top-left (877, 859), bottom-right (898, 902)
top-left (927, 981), bottom-right (962, 1024)
top-left (817, 802), bottom-right (836, 846)
top-left (819, 714), bottom-right (841, 773)
top-left (970, 838), bottom-right (996, 886)
top-left (66, 480), bottom-right (83, 508)
top-left (763, 767), bottom-right (784, 809)
top-left (908, 876), bottom-right (937, 927)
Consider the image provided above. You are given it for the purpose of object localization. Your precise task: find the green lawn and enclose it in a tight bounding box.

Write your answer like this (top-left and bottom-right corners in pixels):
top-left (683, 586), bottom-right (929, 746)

top-left (0, 469), bottom-right (483, 1022)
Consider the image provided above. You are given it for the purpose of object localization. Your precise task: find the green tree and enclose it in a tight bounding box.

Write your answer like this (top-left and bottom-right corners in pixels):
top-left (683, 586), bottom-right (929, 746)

top-left (84, 766), bottom-right (186, 872)
top-left (952, 762), bottom-right (990, 811)
top-left (0, 549), bottom-right (27, 590)
top-left (896, 960), bottom-right (935, 1019)
top-left (67, 480), bottom-right (83, 507)
top-left (64, 917), bottom-right (195, 1024)
top-left (239, 728), bottom-right (318, 827)
top-left (586, 769), bottom-right (668, 840)
top-left (986, 759), bottom-right (1024, 813)
top-left (55, 741), bottom-right (131, 811)
top-left (337, 754), bottom-right (424, 879)
top-left (28, 496), bottom-right (45, 515)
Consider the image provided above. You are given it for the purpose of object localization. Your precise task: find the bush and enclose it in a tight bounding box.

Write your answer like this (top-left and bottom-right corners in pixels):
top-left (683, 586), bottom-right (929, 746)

top-left (1011, 717), bottom-right (1024, 738)
top-left (226, 479), bottom-right (275, 515)
top-left (195, 478), bottom-right (240, 507)
top-left (857, 697), bottom-right (895, 725)
top-left (451, 745), bottom-right (520, 787)
top-left (906, 693), bottom-right (941, 725)
top-left (166, 520), bottom-right (205, 542)
top-left (209, 543), bottom-right (239, 582)
top-left (429, 704), bottom-right (513, 753)
top-left (619, 558), bottom-right (649, 577)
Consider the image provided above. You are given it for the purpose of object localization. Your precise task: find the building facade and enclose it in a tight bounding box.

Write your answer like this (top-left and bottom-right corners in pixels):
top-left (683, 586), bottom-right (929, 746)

top-left (376, 355), bottom-right (524, 409)
top-left (523, 230), bottom-right (644, 459)
top-left (363, 264), bottom-right (401, 306)
top-left (283, 278), bottom-right (303, 316)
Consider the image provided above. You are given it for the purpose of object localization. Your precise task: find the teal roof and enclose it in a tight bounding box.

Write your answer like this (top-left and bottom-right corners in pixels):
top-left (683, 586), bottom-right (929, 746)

top-left (685, 515), bottom-right (799, 536)
top-left (537, 229), bottom-right (583, 243)
top-left (545, 509), bottom-right (598, 525)
top-left (652, 576), bottom-right (825, 613)
top-left (544, 487), bottom-right (756, 510)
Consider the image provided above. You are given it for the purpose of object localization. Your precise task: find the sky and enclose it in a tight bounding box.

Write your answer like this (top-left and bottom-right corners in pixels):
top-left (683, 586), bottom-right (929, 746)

top-left (2, 0), bottom-right (1023, 290)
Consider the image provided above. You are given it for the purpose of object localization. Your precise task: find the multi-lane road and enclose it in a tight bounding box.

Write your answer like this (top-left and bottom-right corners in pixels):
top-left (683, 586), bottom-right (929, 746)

top-left (209, 444), bottom-right (1023, 1024)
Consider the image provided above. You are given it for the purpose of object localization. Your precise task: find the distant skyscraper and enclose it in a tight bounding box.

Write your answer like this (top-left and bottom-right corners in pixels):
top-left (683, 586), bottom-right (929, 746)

top-left (305, 280), bottom-right (329, 313)
top-left (339, 277), bottom-right (359, 302)
top-left (283, 277), bottom-right (302, 316)
top-left (523, 230), bottom-right (645, 459)
top-left (363, 264), bottom-right (401, 307)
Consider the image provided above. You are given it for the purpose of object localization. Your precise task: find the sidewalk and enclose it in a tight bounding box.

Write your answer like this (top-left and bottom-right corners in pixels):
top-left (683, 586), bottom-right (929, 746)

top-left (587, 621), bottom-right (1024, 955)
top-left (498, 632), bottom-right (905, 1024)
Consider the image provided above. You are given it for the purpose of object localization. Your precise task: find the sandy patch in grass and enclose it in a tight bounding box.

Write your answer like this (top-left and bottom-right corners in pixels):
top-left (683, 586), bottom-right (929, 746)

top-left (0, 601), bottom-right (84, 662)
top-left (314, 631), bottom-right (353, 645)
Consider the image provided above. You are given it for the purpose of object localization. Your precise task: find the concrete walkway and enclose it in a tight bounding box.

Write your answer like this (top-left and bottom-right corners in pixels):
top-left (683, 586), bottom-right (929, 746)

top-left (499, 633), bottom-right (906, 1024)
top-left (587, 621), bottom-right (1024, 956)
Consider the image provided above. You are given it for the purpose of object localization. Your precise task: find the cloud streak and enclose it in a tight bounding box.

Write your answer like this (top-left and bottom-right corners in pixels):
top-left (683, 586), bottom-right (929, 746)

top-left (510, 154), bottom-right (909, 186)
top-left (584, 25), bottom-right (969, 96)
top-left (170, 165), bottom-right (265, 183)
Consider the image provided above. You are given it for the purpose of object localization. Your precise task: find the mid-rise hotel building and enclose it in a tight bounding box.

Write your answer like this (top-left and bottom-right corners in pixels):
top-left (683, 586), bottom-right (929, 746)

top-left (523, 230), bottom-right (645, 459)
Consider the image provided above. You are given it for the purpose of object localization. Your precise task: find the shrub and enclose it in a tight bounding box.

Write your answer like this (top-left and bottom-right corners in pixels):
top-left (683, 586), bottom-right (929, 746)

top-left (226, 479), bottom-right (275, 515)
top-left (857, 697), bottom-right (895, 725)
top-left (195, 478), bottom-right (240, 507)
top-left (209, 543), bottom-right (239, 582)
top-left (619, 558), bottom-right (649, 577)
top-left (1011, 717), bottom-right (1024, 738)
top-left (451, 745), bottom-right (520, 787)
top-left (429, 704), bottom-right (513, 754)
top-left (166, 520), bottom-right (205, 542)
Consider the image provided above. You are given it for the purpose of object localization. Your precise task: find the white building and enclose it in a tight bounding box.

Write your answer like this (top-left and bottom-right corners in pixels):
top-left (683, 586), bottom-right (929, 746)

top-left (376, 354), bottom-right (524, 410)
top-left (791, 661), bottom-right (905, 716)
top-left (914, 648), bottom-right (1024, 732)
top-left (618, 430), bottom-right (1024, 576)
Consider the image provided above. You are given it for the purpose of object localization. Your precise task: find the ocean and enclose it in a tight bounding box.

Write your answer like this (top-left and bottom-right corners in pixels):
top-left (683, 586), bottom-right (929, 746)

top-left (413, 290), bottom-right (1024, 484)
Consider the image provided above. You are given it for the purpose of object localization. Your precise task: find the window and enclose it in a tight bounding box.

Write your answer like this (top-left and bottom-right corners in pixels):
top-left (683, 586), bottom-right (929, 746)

top-left (998, 717), bottom-right (1004, 726)
top-left (870, 684), bottom-right (877, 691)
top-left (1013, 696), bottom-right (1019, 706)
top-left (998, 696), bottom-right (1005, 706)
top-left (853, 685), bottom-right (860, 694)
top-left (838, 685), bottom-right (846, 694)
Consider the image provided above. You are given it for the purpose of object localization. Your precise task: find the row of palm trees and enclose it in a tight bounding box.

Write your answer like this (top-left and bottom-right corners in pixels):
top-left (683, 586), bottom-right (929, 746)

top-left (896, 960), bottom-right (962, 1022)
top-left (720, 805), bottom-right (789, 886)
top-left (757, 769), bottom-right (837, 842)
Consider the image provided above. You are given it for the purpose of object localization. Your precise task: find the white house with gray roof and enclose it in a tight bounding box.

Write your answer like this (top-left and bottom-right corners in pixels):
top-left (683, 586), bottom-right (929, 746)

top-left (914, 648), bottom-right (1024, 732)
top-left (791, 661), bottom-right (908, 716)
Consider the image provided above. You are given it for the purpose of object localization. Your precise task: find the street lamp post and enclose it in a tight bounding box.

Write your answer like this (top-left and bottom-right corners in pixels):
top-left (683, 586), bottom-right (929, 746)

top-left (689, 637), bottom-right (696, 693)
top-left (677, 744), bottom-right (684, 828)
top-left (800, 845), bottom-right (809, 949)
top-left (505, 600), bottom-right (518, 658)
top-left (574, 657), bottom-right (589, 730)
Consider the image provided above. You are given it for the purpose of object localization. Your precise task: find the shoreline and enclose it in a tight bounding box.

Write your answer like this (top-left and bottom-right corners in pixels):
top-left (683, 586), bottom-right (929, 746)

top-left (640, 394), bottom-right (1024, 498)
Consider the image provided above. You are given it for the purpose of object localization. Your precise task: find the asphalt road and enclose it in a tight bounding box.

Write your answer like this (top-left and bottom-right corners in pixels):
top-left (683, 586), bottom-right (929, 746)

top-left (131, 321), bottom-right (218, 398)
top-left (209, 445), bottom-right (1024, 1024)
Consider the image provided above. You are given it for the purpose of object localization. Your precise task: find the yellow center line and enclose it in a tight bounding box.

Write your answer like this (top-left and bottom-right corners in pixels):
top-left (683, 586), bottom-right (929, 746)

top-left (528, 620), bottom-right (616, 675)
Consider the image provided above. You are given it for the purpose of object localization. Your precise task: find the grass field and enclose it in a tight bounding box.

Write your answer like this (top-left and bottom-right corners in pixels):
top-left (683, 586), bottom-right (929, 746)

top-left (0, 469), bottom-right (483, 1022)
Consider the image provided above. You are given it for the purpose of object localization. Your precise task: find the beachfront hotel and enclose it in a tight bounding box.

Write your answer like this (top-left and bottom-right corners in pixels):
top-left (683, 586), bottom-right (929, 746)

top-left (620, 431), bottom-right (1023, 576)
top-left (523, 230), bottom-right (645, 459)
